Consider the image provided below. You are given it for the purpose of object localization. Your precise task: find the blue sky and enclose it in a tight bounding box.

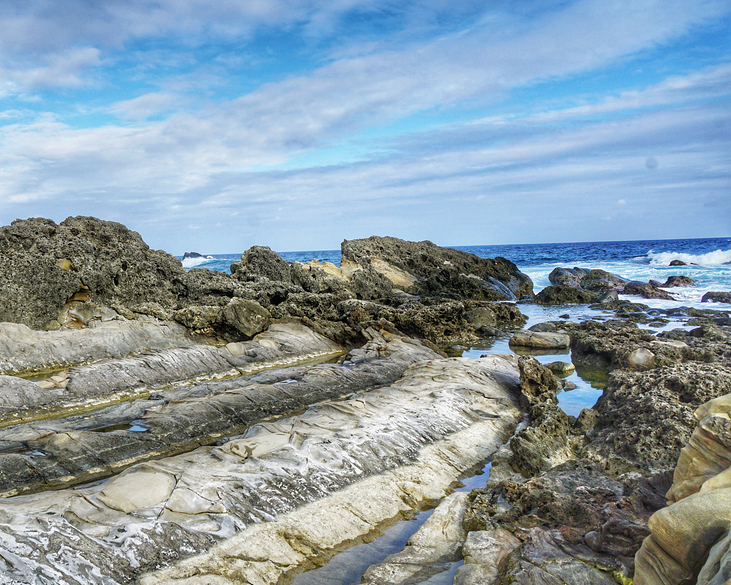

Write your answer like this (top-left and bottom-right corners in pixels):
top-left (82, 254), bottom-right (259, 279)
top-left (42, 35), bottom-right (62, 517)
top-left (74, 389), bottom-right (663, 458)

top-left (1, 0), bottom-right (730, 254)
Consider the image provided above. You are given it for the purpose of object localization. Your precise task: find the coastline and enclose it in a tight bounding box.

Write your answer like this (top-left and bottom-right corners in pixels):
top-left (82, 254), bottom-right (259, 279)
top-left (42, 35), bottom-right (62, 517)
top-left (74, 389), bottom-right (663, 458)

top-left (0, 216), bottom-right (729, 584)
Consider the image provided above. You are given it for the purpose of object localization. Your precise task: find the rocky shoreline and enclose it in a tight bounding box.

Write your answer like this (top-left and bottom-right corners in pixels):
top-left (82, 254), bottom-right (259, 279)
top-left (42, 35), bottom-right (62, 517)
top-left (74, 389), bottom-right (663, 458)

top-left (0, 216), bottom-right (729, 584)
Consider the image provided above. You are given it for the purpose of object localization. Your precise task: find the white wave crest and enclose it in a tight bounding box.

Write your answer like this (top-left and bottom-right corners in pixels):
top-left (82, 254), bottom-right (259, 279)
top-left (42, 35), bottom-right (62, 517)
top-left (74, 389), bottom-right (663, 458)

top-left (645, 249), bottom-right (731, 266)
top-left (181, 256), bottom-right (213, 269)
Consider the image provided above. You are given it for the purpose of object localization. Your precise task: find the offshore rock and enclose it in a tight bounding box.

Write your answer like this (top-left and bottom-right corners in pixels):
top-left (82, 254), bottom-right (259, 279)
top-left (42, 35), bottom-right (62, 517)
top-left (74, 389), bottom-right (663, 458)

top-left (623, 281), bottom-right (676, 300)
top-left (662, 275), bottom-right (696, 288)
top-left (341, 235), bottom-right (533, 301)
top-left (703, 291), bottom-right (731, 303)
top-left (548, 266), bottom-right (590, 288)
top-left (579, 269), bottom-right (629, 292)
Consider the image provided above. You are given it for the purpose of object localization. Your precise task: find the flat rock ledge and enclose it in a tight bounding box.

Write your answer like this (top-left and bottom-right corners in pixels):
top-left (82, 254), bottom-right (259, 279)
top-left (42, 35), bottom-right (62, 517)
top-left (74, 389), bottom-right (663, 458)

top-left (0, 321), bottom-right (344, 428)
top-left (0, 330), bottom-right (435, 497)
top-left (0, 354), bottom-right (521, 584)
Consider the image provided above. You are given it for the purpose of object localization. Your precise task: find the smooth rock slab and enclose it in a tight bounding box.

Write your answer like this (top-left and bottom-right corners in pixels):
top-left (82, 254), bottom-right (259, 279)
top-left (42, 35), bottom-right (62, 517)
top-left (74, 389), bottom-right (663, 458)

top-left (0, 331), bottom-right (432, 496)
top-left (509, 330), bottom-right (570, 349)
top-left (0, 319), bottom-right (190, 376)
top-left (0, 354), bottom-right (522, 584)
top-left (0, 321), bottom-right (343, 427)
top-left (360, 492), bottom-right (469, 585)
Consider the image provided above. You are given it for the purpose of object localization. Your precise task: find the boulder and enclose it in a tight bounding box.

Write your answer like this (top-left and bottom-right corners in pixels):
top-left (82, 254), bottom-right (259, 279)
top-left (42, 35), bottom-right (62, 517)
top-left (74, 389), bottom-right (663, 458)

top-left (580, 269), bottom-right (628, 292)
top-left (669, 259), bottom-right (687, 266)
top-left (230, 245), bottom-right (292, 283)
top-left (535, 285), bottom-right (599, 305)
top-left (662, 275), bottom-right (696, 288)
top-left (0, 216), bottom-right (187, 329)
top-left (623, 281), bottom-right (675, 300)
top-left (509, 330), bottom-right (570, 349)
top-left (222, 298), bottom-right (272, 337)
top-left (702, 291), bottom-right (731, 304)
top-left (548, 267), bottom-right (590, 288)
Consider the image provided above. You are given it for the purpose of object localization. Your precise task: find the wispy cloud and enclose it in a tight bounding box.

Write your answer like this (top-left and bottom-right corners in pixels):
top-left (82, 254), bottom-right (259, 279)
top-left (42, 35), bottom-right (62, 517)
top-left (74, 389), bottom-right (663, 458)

top-left (0, 0), bottom-right (729, 250)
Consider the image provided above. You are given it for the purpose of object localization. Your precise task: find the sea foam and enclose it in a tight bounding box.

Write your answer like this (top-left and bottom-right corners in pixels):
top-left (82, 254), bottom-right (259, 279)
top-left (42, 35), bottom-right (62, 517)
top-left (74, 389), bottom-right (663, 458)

top-left (644, 249), bottom-right (731, 266)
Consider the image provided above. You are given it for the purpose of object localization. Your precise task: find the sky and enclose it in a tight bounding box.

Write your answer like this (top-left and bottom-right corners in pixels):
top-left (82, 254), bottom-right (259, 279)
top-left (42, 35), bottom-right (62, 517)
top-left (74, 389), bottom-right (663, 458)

top-left (1, 0), bottom-right (730, 254)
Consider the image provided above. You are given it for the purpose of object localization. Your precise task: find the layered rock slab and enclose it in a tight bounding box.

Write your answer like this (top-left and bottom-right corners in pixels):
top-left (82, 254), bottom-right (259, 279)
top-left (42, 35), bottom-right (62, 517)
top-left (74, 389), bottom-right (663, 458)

top-left (0, 321), bottom-right (344, 428)
top-left (0, 329), bottom-right (431, 496)
top-left (635, 394), bottom-right (731, 585)
top-left (0, 352), bottom-right (521, 584)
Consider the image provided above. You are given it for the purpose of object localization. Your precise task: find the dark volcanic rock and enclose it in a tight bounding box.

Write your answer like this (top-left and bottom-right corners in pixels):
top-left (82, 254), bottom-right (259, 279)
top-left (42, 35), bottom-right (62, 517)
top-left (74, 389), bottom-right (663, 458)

top-left (669, 259), bottom-right (687, 266)
top-left (579, 269), bottom-right (628, 292)
top-left (341, 236), bottom-right (533, 301)
top-left (662, 275), bottom-right (695, 288)
top-left (230, 245), bottom-right (292, 283)
top-left (702, 291), bottom-right (731, 303)
top-left (588, 362), bottom-right (731, 475)
top-left (0, 217), bottom-right (187, 329)
top-left (548, 267), bottom-right (590, 288)
top-left (535, 285), bottom-right (600, 305)
top-left (623, 280), bottom-right (675, 300)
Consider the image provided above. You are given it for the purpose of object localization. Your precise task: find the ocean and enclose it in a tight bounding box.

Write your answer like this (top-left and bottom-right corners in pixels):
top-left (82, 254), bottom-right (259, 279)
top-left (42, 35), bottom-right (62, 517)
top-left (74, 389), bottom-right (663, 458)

top-left (179, 236), bottom-right (731, 310)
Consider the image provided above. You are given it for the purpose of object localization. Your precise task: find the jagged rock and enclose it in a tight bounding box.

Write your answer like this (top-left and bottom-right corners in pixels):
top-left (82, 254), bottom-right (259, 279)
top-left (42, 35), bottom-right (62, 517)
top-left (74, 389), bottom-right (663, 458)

top-left (548, 267), bottom-right (590, 288)
top-left (535, 285), bottom-right (600, 304)
top-left (588, 362), bottom-right (731, 476)
top-left (0, 216), bottom-right (187, 329)
top-left (623, 281), bottom-right (676, 300)
top-left (703, 291), bottom-right (731, 303)
top-left (341, 236), bottom-right (533, 301)
top-left (230, 245), bottom-right (292, 283)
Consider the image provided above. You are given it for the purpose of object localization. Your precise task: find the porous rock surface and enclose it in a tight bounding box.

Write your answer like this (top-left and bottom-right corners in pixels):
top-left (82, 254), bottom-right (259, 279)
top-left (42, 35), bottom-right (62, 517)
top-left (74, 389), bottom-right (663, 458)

top-left (0, 218), bottom-right (531, 345)
top-left (341, 235), bottom-right (534, 300)
top-left (459, 317), bottom-right (731, 585)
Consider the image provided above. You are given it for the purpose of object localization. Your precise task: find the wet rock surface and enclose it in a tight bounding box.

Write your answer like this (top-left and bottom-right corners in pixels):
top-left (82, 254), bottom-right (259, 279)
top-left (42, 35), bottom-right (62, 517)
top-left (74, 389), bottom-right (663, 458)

top-left (458, 315), bottom-right (731, 585)
top-left (0, 350), bottom-right (521, 584)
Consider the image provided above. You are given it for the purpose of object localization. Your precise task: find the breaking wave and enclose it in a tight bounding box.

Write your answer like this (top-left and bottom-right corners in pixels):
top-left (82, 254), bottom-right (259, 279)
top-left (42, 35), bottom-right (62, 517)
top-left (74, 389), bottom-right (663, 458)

top-left (643, 249), bottom-right (731, 266)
